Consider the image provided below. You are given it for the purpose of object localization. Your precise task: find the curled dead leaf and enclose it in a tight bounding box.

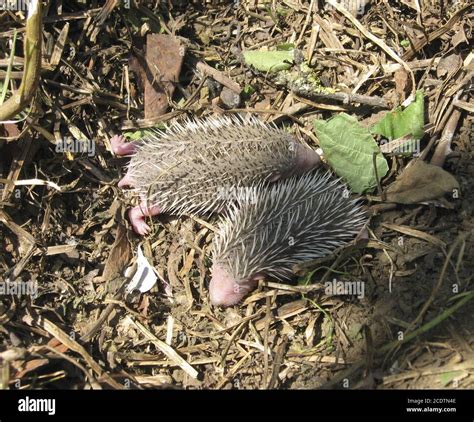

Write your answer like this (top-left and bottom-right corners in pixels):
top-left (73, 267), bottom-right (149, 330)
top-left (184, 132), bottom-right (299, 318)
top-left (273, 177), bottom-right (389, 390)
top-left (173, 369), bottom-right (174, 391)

top-left (385, 159), bottom-right (460, 204)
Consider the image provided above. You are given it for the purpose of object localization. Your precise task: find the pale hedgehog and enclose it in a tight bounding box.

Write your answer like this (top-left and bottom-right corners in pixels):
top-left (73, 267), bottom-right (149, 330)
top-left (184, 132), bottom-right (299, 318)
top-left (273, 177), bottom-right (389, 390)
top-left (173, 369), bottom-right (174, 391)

top-left (210, 171), bottom-right (367, 307)
top-left (111, 114), bottom-right (320, 234)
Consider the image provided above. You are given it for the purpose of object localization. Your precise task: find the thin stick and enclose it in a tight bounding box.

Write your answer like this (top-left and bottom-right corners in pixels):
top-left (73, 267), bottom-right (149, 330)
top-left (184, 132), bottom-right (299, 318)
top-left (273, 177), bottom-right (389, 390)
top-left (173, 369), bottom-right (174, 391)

top-left (327, 0), bottom-right (416, 98)
top-left (0, 0), bottom-right (42, 121)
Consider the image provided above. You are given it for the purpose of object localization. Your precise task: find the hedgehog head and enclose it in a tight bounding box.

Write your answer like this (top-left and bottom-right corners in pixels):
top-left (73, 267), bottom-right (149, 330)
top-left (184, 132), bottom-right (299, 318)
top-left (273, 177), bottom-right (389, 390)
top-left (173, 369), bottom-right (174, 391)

top-left (293, 143), bottom-right (321, 175)
top-left (270, 142), bottom-right (321, 182)
top-left (209, 263), bottom-right (259, 307)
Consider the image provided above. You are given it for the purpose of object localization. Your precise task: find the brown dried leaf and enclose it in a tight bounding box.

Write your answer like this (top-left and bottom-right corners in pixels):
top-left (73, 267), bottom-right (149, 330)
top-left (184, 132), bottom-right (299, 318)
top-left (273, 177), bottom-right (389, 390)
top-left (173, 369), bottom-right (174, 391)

top-left (0, 123), bottom-right (21, 139)
top-left (144, 34), bottom-right (185, 119)
top-left (385, 159), bottom-right (460, 204)
top-left (394, 69), bottom-right (410, 101)
top-left (436, 54), bottom-right (463, 78)
top-left (452, 24), bottom-right (468, 48)
top-left (102, 223), bottom-right (132, 280)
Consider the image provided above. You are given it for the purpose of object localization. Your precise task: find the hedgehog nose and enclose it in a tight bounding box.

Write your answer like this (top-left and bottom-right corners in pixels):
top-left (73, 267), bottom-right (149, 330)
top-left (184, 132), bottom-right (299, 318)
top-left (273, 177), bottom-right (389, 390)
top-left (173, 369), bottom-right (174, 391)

top-left (209, 264), bottom-right (246, 307)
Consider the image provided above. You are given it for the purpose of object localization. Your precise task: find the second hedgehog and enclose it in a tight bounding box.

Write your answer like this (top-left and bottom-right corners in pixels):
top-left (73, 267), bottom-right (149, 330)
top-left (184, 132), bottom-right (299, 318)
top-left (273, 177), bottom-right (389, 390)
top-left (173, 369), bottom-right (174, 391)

top-left (112, 115), bottom-right (321, 234)
top-left (210, 172), bottom-right (367, 307)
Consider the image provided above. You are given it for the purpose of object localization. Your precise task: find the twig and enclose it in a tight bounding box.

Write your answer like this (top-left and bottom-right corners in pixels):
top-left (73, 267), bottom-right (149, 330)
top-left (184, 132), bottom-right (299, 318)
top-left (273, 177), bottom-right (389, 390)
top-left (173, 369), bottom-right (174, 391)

top-left (290, 86), bottom-right (389, 109)
top-left (130, 317), bottom-right (199, 380)
top-left (402, 3), bottom-right (473, 61)
top-left (262, 295), bottom-right (272, 389)
top-left (0, 0), bottom-right (42, 121)
top-left (196, 61), bottom-right (242, 94)
top-left (80, 276), bottom-right (131, 342)
top-left (431, 97), bottom-right (464, 167)
top-left (37, 316), bottom-right (124, 389)
top-left (267, 336), bottom-right (289, 389)
top-left (327, 0), bottom-right (416, 98)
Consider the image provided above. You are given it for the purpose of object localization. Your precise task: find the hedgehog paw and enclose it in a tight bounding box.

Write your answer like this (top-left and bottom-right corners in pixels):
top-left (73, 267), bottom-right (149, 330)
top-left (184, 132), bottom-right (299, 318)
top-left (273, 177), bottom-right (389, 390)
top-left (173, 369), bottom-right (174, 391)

top-left (118, 172), bottom-right (135, 188)
top-left (128, 204), bottom-right (161, 235)
top-left (132, 220), bottom-right (151, 236)
top-left (128, 207), bottom-right (149, 235)
top-left (111, 135), bottom-right (137, 156)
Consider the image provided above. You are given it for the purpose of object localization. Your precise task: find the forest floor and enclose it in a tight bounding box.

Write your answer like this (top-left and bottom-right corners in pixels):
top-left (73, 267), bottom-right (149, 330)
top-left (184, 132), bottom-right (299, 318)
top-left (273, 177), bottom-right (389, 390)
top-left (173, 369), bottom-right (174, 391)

top-left (0, 0), bottom-right (473, 389)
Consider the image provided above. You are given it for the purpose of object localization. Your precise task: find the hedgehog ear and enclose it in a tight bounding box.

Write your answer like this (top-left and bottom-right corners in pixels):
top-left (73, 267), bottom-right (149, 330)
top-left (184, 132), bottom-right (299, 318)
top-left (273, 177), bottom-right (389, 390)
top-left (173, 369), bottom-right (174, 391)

top-left (268, 173), bottom-right (281, 183)
top-left (250, 273), bottom-right (266, 282)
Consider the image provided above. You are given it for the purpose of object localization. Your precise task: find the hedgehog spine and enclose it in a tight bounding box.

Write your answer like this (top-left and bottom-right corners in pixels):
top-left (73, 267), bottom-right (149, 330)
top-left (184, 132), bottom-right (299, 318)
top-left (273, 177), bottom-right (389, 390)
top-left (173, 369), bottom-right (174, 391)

top-left (212, 171), bottom-right (366, 283)
top-left (123, 114), bottom-right (308, 216)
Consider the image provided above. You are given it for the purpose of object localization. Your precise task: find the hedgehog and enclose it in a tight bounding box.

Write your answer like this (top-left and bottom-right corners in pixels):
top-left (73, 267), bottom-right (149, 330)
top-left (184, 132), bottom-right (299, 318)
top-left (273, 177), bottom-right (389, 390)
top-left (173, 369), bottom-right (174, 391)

top-left (111, 114), bottom-right (321, 235)
top-left (209, 171), bottom-right (367, 307)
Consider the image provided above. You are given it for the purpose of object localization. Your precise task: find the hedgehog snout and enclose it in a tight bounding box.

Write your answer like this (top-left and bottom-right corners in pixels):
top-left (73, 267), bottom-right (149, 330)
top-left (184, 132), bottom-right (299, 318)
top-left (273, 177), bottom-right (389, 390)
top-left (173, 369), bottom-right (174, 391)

top-left (271, 144), bottom-right (321, 182)
top-left (209, 264), bottom-right (258, 307)
top-left (294, 144), bottom-right (321, 175)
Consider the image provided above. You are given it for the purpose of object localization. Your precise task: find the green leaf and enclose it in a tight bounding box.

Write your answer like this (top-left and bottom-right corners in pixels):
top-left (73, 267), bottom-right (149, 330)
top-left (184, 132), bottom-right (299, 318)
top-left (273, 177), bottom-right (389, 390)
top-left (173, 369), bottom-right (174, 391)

top-left (347, 322), bottom-right (363, 340)
top-left (243, 49), bottom-right (294, 73)
top-left (276, 43), bottom-right (295, 51)
top-left (242, 85), bottom-right (254, 101)
top-left (438, 370), bottom-right (463, 387)
top-left (243, 85), bottom-right (254, 96)
top-left (275, 6), bottom-right (290, 17)
top-left (124, 125), bottom-right (165, 140)
top-left (372, 91), bottom-right (425, 140)
top-left (314, 113), bottom-right (389, 194)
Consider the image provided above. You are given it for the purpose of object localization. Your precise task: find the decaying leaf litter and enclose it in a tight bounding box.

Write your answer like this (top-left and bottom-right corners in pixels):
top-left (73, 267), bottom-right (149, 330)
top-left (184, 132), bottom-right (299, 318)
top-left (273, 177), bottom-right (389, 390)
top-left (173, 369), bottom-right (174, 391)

top-left (0, 0), bottom-right (473, 389)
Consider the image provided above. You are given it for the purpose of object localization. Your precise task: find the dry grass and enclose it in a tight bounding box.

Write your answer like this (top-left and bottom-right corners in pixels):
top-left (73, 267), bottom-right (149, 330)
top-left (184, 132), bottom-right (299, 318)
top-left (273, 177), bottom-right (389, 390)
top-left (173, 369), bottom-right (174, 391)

top-left (0, 0), bottom-right (472, 390)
